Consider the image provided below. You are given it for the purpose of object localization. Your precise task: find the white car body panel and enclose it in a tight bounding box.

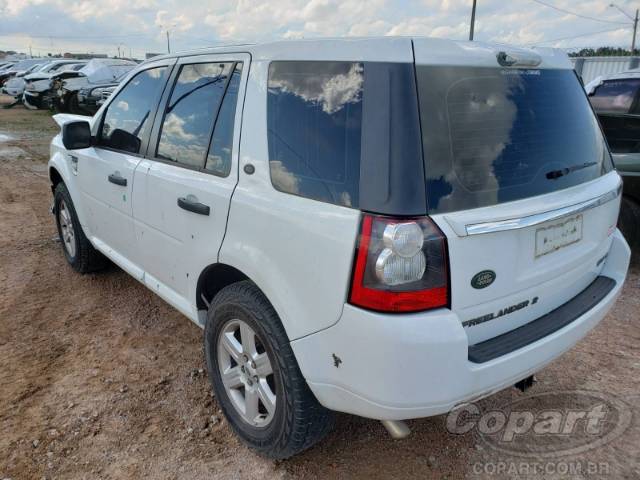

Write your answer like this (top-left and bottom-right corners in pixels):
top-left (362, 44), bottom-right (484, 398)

top-left (47, 38), bottom-right (631, 422)
top-left (436, 172), bottom-right (622, 345)
top-left (292, 230), bottom-right (629, 420)
top-left (219, 59), bottom-right (362, 341)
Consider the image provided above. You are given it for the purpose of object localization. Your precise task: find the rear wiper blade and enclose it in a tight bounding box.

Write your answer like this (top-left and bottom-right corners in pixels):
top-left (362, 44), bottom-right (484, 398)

top-left (546, 162), bottom-right (597, 180)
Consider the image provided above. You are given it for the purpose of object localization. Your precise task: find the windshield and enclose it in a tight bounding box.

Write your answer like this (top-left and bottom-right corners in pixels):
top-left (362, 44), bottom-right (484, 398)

top-left (12, 59), bottom-right (42, 70)
top-left (48, 63), bottom-right (76, 72)
top-left (416, 67), bottom-right (612, 214)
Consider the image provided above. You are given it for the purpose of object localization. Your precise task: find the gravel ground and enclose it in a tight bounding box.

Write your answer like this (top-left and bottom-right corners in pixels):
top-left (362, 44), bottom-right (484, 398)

top-left (0, 97), bottom-right (639, 479)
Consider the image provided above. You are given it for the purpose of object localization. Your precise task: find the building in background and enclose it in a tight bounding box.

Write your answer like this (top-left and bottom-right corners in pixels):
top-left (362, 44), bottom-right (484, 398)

top-left (572, 56), bottom-right (640, 84)
top-left (63, 53), bottom-right (108, 59)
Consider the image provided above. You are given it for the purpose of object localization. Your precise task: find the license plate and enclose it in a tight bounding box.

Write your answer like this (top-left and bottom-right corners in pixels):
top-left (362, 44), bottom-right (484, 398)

top-left (535, 214), bottom-right (583, 258)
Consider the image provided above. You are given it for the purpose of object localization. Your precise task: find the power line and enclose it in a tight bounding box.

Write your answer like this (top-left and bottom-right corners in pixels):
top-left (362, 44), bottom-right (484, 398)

top-left (533, 26), bottom-right (628, 44)
top-left (0, 32), bottom-right (155, 39)
top-left (530, 0), bottom-right (631, 25)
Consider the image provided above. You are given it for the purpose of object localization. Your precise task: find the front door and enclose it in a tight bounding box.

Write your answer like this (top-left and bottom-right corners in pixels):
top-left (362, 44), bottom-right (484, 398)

top-left (132, 54), bottom-right (248, 313)
top-left (76, 61), bottom-right (174, 273)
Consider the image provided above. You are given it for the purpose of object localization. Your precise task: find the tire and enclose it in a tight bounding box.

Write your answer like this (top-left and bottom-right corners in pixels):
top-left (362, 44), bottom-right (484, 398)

top-left (54, 182), bottom-right (108, 273)
top-left (204, 281), bottom-right (334, 459)
top-left (66, 92), bottom-right (85, 115)
top-left (618, 196), bottom-right (640, 248)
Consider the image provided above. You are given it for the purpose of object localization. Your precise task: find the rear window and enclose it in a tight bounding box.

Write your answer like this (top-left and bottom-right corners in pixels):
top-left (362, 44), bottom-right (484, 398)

top-left (589, 78), bottom-right (640, 114)
top-left (417, 67), bottom-right (612, 214)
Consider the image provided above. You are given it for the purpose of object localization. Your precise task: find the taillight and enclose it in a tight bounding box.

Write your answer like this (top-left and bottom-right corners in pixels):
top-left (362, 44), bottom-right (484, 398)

top-left (349, 214), bottom-right (449, 313)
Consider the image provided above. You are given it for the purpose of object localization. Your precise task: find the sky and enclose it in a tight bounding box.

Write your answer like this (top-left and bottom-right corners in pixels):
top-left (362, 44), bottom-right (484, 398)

top-left (1, 0), bottom-right (640, 59)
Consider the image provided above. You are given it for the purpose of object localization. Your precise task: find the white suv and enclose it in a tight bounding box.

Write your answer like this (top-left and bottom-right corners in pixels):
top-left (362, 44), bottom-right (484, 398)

top-left (48, 38), bottom-right (631, 459)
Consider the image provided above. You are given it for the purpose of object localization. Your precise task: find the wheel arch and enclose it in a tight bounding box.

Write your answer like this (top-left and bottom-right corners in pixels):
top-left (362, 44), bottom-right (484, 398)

top-left (196, 262), bottom-right (251, 311)
top-left (48, 153), bottom-right (89, 228)
top-left (49, 165), bottom-right (64, 193)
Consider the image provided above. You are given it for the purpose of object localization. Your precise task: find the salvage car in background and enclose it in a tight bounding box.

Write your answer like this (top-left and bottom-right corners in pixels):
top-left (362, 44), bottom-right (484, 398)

top-left (2, 62), bottom-right (44, 99)
top-left (54, 58), bottom-right (136, 113)
top-left (587, 70), bottom-right (640, 247)
top-left (4, 60), bottom-right (84, 103)
top-left (23, 62), bottom-right (87, 110)
top-left (0, 58), bottom-right (43, 87)
top-left (76, 71), bottom-right (129, 115)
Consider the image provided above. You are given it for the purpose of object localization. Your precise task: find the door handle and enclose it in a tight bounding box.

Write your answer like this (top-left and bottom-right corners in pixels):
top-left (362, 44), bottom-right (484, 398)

top-left (177, 196), bottom-right (210, 216)
top-left (108, 173), bottom-right (127, 187)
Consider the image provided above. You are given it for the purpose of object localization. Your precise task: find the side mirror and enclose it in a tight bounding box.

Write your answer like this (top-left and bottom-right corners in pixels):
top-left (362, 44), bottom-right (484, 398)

top-left (62, 120), bottom-right (91, 150)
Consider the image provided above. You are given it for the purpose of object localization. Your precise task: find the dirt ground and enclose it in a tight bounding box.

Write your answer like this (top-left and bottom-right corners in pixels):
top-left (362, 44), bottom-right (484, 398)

top-left (0, 96), bottom-right (639, 480)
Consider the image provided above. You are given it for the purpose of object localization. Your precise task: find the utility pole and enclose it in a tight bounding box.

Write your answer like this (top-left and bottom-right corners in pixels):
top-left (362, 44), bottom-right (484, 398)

top-left (610, 4), bottom-right (639, 53)
top-left (166, 30), bottom-right (171, 53)
top-left (469, 0), bottom-right (477, 41)
top-left (633, 8), bottom-right (638, 53)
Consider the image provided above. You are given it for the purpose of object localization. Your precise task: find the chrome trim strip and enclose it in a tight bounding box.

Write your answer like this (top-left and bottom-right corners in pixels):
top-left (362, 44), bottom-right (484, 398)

top-left (465, 184), bottom-right (622, 236)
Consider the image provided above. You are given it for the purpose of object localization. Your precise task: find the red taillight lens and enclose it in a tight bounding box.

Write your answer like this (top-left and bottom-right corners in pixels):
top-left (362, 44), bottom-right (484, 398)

top-left (349, 214), bottom-right (449, 313)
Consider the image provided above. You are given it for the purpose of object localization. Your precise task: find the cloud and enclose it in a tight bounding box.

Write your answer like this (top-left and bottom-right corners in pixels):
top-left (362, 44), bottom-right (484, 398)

top-left (1, 0), bottom-right (639, 57)
top-left (269, 62), bottom-right (363, 114)
top-left (161, 112), bottom-right (196, 141)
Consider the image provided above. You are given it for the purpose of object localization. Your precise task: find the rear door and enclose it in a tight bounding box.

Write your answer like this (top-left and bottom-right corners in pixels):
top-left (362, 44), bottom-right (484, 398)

top-left (132, 54), bottom-right (248, 313)
top-left (75, 60), bottom-right (173, 271)
top-left (412, 41), bottom-right (621, 345)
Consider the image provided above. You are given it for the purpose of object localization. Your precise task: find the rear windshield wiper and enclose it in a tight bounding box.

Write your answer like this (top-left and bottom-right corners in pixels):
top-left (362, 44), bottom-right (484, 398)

top-left (546, 162), bottom-right (597, 180)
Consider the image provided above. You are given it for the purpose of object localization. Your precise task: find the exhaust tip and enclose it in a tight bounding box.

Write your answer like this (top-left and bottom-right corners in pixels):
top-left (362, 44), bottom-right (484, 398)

top-left (381, 420), bottom-right (411, 439)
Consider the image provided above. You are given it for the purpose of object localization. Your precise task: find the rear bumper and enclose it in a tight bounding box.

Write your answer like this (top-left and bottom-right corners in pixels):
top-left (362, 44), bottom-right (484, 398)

top-left (291, 230), bottom-right (630, 421)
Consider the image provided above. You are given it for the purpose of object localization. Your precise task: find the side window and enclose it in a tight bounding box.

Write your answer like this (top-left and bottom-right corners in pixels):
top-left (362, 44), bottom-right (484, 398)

top-left (98, 66), bottom-right (168, 154)
top-left (205, 63), bottom-right (242, 176)
top-left (589, 79), bottom-right (640, 114)
top-left (157, 62), bottom-right (233, 168)
top-left (267, 61), bottom-right (363, 208)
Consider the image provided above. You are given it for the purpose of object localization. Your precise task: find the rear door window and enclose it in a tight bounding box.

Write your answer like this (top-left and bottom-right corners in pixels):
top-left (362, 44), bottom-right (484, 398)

top-left (589, 78), bottom-right (640, 114)
top-left (205, 63), bottom-right (242, 177)
top-left (416, 67), bottom-right (612, 214)
top-left (157, 62), bottom-right (234, 168)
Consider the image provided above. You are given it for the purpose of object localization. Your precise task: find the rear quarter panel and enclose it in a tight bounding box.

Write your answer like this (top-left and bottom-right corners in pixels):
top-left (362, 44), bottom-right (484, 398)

top-left (219, 59), bottom-right (361, 340)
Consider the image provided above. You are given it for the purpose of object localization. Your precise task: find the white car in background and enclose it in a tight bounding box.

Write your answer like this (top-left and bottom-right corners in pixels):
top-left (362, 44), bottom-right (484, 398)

top-left (47, 38), bottom-right (630, 459)
top-left (4, 60), bottom-right (85, 99)
top-left (0, 58), bottom-right (43, 87)
top-left (2, 62), bottom-right (44, 97)
top-left (23, 62), bottom-right (88, 110)
top-left (54, 58), bottom-right (137, 113)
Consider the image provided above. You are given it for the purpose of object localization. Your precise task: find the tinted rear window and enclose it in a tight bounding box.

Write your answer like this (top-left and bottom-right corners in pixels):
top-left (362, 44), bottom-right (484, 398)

top-left (417, 67), bottom-right (611, 214)
top-left (589, 78), bottom-right (640, 114)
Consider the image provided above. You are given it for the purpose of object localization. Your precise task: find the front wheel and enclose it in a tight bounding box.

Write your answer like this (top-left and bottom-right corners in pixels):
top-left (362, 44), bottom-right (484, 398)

top-left (54, 183), bottom-right (108, 273)
top-left (204, 281), bottom-right (334, 459)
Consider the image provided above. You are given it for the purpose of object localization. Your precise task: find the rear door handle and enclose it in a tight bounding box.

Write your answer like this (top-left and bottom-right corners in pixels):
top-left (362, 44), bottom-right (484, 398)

top-left (108, 173), bottom-right (127, 187)
top-left (177, 196), bottom-right (210, 216)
